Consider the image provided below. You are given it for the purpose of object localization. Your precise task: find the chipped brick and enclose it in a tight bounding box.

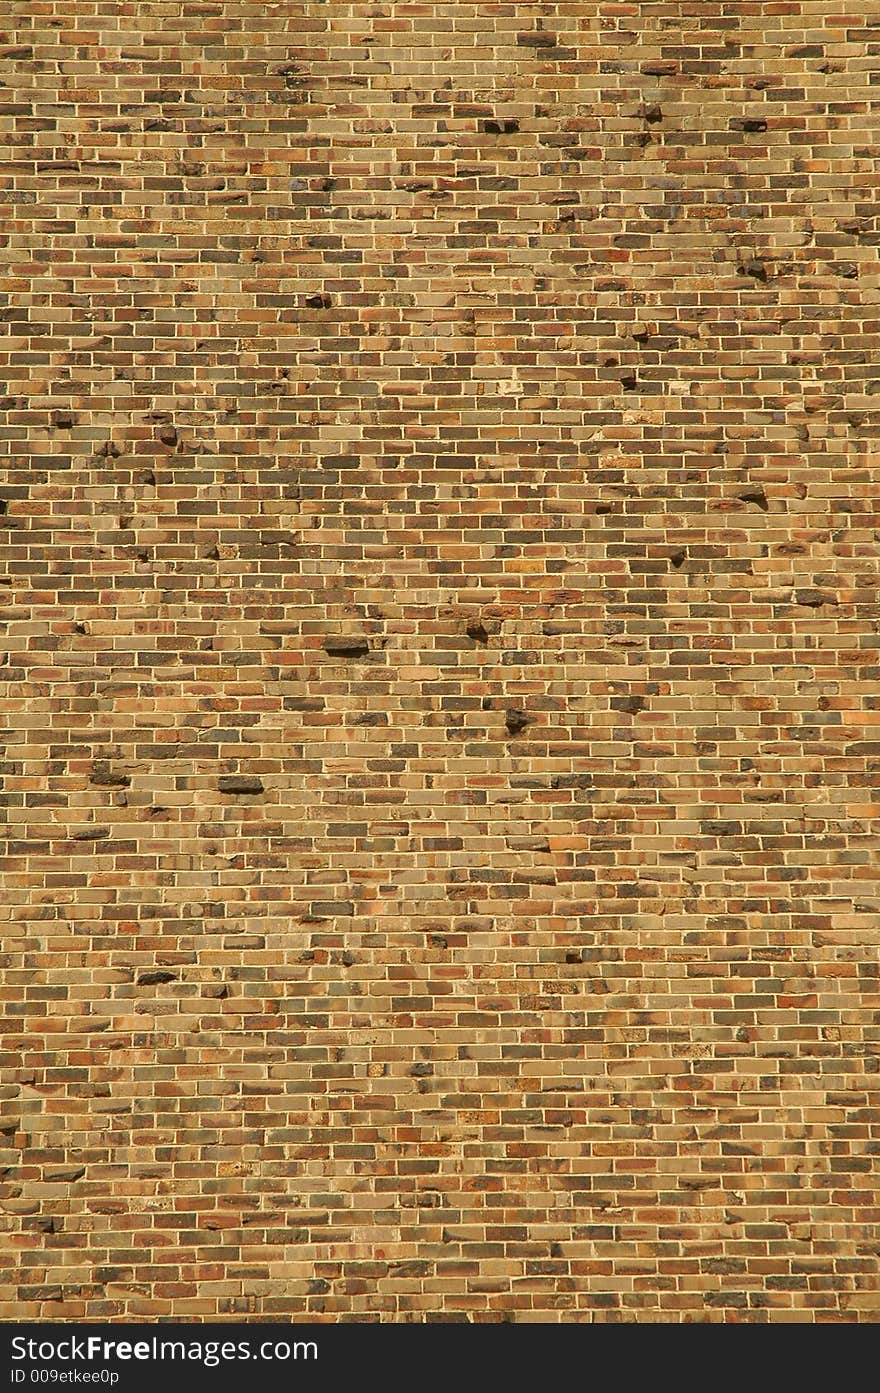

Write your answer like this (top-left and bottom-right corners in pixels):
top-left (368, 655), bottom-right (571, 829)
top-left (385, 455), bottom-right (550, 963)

top-left (218, 775), bottom-right (265, 794)
top-left (504, 709), bottom-right (532, 737)
top-left (481, 118), bottom-right (520, 136)
top-left (323, 636), bottom-right (370, 658)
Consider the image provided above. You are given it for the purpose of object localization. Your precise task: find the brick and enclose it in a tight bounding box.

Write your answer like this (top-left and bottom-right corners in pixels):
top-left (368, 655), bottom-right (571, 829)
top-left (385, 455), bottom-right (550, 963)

top-left (323, 637), bottom-right (371, 658)
top-left (0, 0), bottom-right (877, 1328)
top-left (218, 776), bottom-right (265, 796)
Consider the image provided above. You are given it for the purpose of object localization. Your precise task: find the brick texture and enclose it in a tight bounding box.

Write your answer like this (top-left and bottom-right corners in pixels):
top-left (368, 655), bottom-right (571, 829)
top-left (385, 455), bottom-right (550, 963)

top-left (1, 2), bottom-right (879, 1323)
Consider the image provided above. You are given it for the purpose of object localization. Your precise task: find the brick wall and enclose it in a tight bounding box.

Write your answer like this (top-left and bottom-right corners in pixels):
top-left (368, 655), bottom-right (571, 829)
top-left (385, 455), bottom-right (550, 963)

top-left (2, 2), bottom-right (879, 1322)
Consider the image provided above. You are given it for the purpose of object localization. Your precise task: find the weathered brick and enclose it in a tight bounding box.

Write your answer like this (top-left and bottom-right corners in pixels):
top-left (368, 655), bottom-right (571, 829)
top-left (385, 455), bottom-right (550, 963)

top-left (218, 775), bottom-right (265, 796)
top-left (0, 0), bottom-right (877, 1328)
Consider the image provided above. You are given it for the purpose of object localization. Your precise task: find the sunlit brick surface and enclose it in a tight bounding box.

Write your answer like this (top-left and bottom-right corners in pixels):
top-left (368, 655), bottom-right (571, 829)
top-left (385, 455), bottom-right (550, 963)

top-left (1, 2), bottom-right (879, 1321)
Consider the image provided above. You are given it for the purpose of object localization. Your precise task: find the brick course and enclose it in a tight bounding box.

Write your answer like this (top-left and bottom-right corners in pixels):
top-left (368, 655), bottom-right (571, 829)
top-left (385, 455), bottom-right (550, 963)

top-left (1, 2), bottom-right (879, 1321)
